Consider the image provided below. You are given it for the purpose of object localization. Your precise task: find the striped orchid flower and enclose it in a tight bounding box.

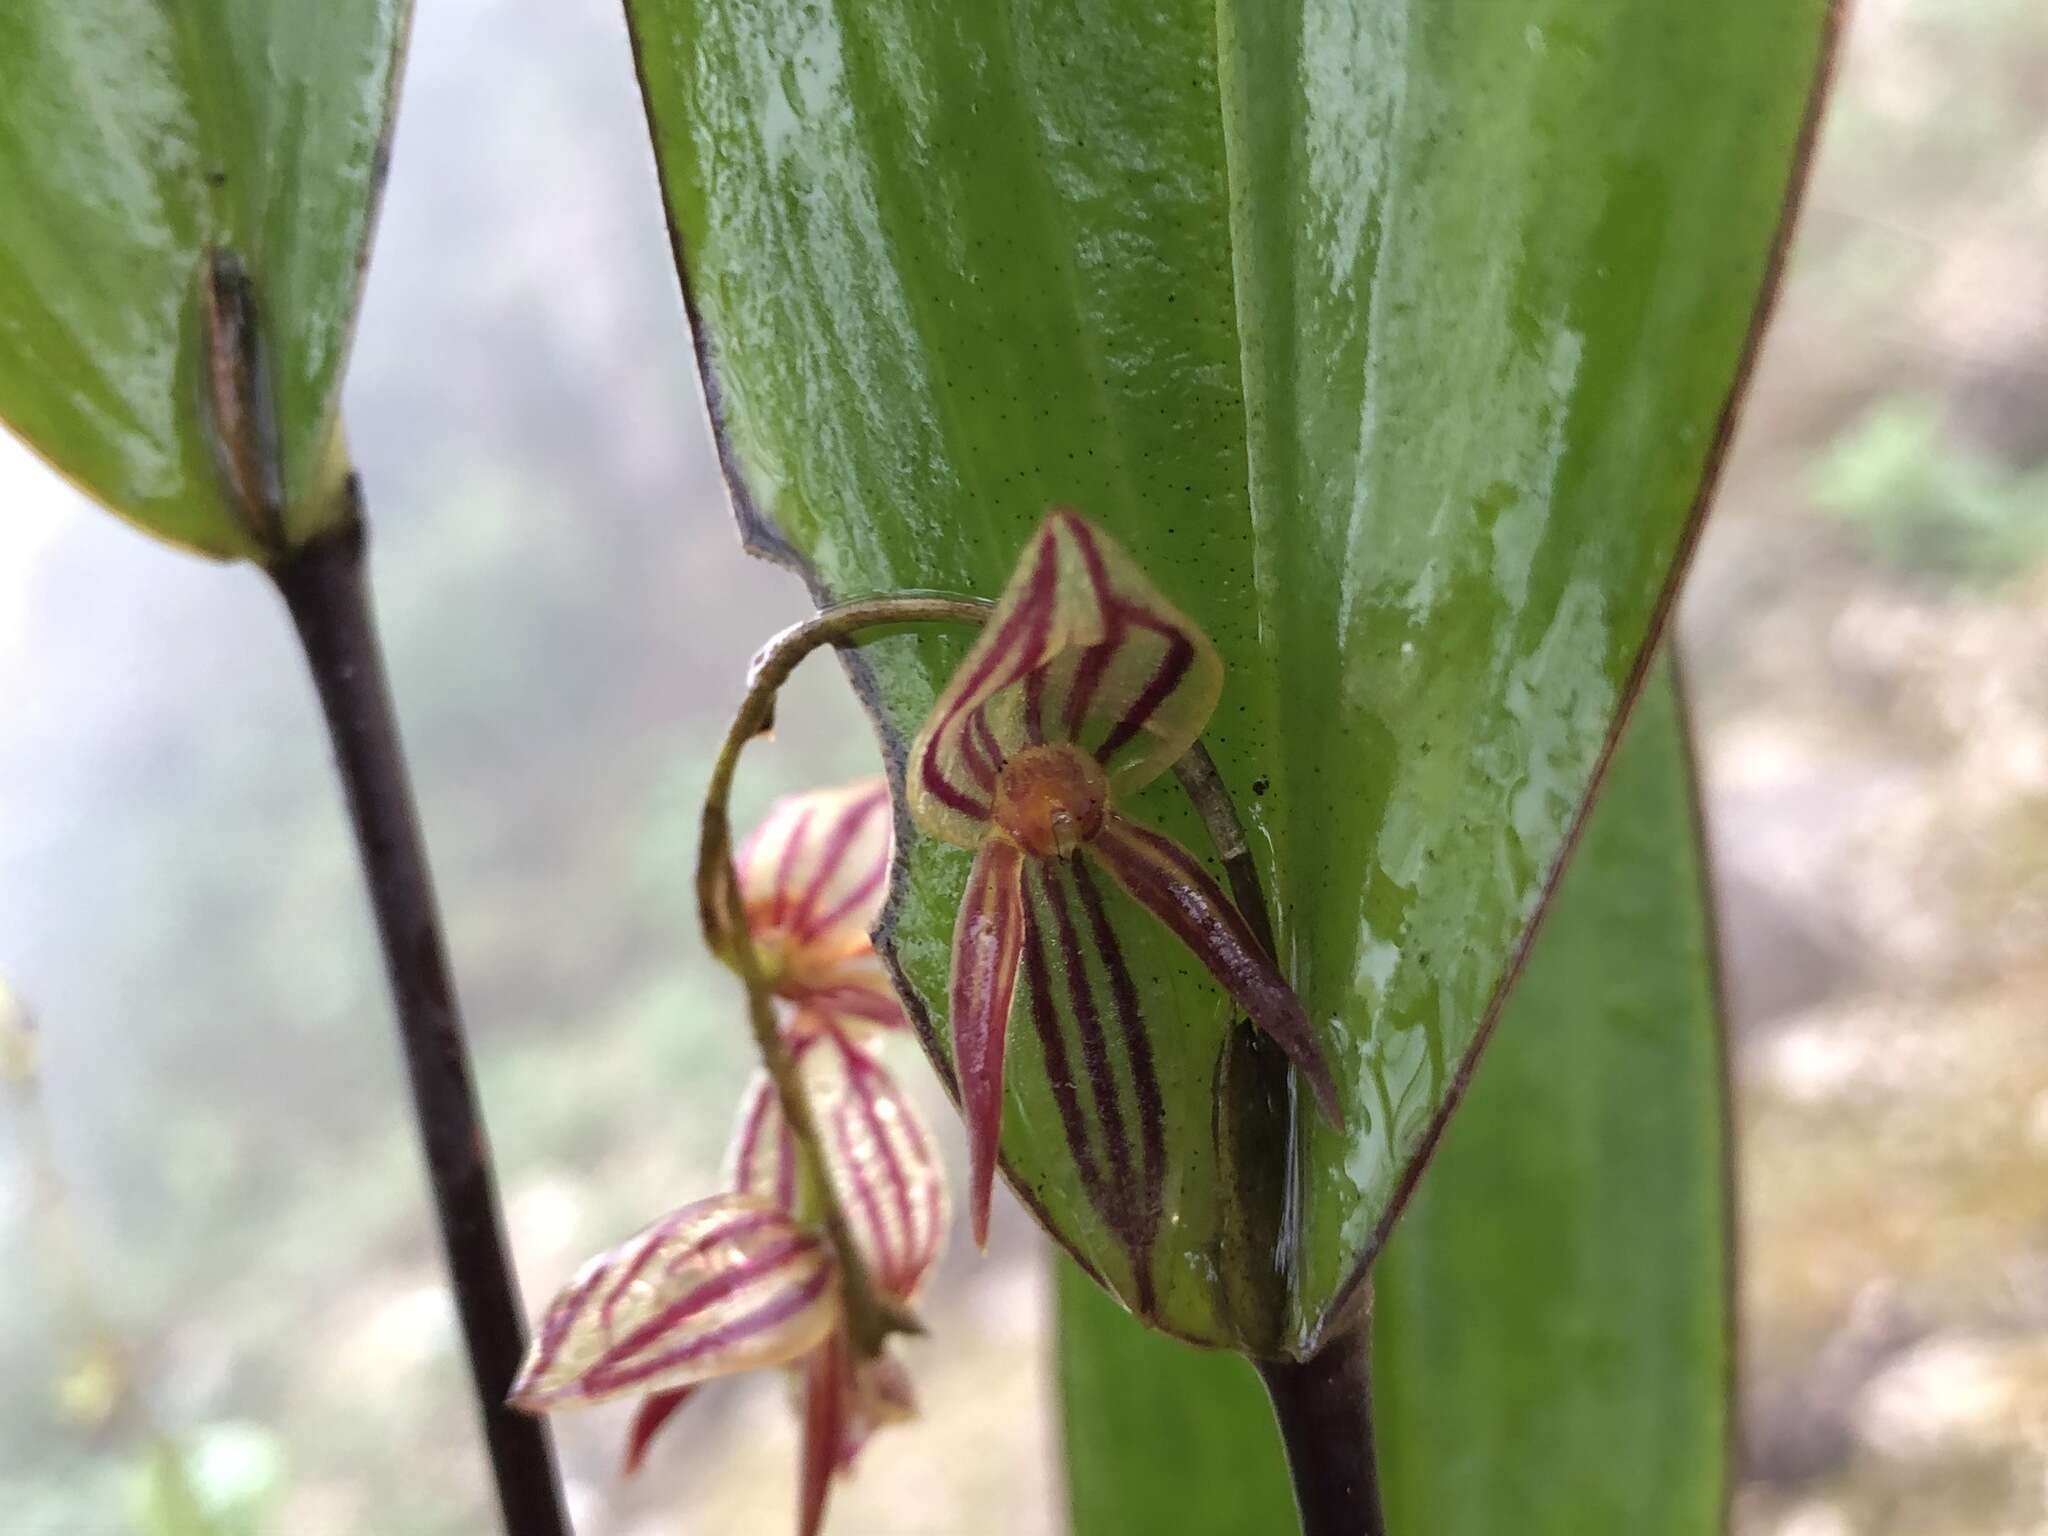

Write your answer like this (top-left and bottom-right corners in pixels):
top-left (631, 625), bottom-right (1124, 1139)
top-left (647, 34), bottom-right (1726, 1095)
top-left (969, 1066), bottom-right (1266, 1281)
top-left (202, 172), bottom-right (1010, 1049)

top-left (910, 509), bottom-right (1341, 1247)
top-left (511, 1020), bottom-right (946, 1536)
top-left (733, 778), bottom-right (904, 1036)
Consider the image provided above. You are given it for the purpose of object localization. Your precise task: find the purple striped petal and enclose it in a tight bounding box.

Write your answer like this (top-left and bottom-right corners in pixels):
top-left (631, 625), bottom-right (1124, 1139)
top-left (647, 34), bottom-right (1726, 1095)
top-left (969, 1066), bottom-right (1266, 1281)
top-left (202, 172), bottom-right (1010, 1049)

top-left (726, 1024), bottom-right (950, 1301)
top-left (908, 510), bottom-right (1224, 850)
top-left (951, 837), bottom-right (1028, 1247)
top-left (788, 966), bottom-right (910, 1034)
top-left (1087, 813), bottom-right (1343, 1129)
top-left (508, 1194), bottom-right (839, 1412)
top-left (908, 533), bottom-right (1063, 846)
top-left (727, 1071), bottom-right (801, 1216)
top-left (733, 779), bottom-right (907, 1033)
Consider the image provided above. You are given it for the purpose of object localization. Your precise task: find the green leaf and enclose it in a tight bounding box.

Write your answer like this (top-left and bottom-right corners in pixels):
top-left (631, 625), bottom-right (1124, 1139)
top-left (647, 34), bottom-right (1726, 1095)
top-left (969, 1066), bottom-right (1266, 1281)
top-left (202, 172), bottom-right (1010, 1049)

top-left (1373, 656), bottom-right (1732, 1532)
top-left (1056, 1253), bottom-right (1293, 1536)
top-left (1058, 661), bottom-right (1731, 1533)
top-left (0, 1), bottom-right (409, 559)
top-left (627, 0), bottom-right (1832, 1348)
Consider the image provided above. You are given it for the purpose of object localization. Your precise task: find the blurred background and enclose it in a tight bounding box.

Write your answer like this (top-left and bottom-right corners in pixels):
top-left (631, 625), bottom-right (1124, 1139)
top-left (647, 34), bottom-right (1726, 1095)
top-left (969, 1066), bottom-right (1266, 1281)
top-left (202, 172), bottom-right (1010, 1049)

top-left (0, 0), bottom-right (2042, 1531)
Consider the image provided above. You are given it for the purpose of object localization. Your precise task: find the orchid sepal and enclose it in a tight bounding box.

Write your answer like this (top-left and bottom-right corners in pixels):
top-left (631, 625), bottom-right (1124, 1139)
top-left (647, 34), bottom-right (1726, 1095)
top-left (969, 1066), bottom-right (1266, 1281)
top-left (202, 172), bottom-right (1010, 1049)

top-left (596, 1021), bottom-right (944, 1499)
top-left (949, 837), bottom-right (1028, 1248)
top-left (507, 1194), bottom-right (839, 1413)
top-left (621, 1385), bottom-right (696, 1476)
top-left (730, 1020), bottom-right (951, 1296)
top-left (1087, 812), bottom-right (1343, 1129)
top-left (903, 511), bottom-right (1341, 1270)
top-left (909, 508), bottom-right (1223, 849)
top-left (727, 778), bottom-right (906, 1037)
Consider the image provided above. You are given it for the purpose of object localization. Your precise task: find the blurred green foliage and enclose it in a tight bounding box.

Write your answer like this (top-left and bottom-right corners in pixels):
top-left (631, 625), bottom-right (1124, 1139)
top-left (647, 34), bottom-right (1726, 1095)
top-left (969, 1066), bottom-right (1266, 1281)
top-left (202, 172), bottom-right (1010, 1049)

top-left (131, 1427), bottom-right (286, 1536)
top-left (1815, 396), bottom-right (2048, 585)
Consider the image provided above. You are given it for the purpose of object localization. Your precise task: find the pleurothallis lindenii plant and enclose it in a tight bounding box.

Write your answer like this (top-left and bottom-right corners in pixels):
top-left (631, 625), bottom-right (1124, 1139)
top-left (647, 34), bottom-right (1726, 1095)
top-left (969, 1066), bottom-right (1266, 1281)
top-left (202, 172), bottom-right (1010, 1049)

top-left (0, 2), bottom-right (1842, 1533)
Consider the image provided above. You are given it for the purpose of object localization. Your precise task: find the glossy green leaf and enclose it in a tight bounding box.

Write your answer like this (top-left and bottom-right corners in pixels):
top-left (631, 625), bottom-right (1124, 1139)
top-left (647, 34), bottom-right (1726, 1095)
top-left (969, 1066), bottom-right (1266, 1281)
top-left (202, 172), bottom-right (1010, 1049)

top-left (0, 0), bottom-right (409, 559)
top-left (1059, 661), bottom-right (1730, 1533)
top-left (627, 0), bottom-right (1832, 1348)
top-left (1373, 656), bottom-right (1732, 1531)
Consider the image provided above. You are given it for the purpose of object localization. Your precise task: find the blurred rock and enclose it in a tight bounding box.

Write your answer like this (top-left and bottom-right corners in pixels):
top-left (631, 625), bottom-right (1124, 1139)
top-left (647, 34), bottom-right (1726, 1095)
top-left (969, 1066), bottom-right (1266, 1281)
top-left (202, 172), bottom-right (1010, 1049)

top-left (1776, 1501), bottom-right (1857, 1536)
top-left (1754, 1016), bottom-right (1879, 1107)
top-left (1852, 1333), bottom-right (2042, 1464)
top-left (1716, 869), bottom-right (1863, 1035)
top-left (1745, 1283), bottom-right (1927, 1487)
top-left (2026, 1093), bottom-right (2048, 1161)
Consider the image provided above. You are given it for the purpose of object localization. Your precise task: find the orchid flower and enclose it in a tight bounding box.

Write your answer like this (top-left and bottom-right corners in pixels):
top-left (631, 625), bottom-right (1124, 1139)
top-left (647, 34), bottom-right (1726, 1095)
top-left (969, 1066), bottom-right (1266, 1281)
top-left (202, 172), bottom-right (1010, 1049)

top-left (732, 777), bottom-right (904, 1035)
top-left (909, 509), bottom-right (1341, 1247)
top-left (511, 1019), bottom-right (946, 1536)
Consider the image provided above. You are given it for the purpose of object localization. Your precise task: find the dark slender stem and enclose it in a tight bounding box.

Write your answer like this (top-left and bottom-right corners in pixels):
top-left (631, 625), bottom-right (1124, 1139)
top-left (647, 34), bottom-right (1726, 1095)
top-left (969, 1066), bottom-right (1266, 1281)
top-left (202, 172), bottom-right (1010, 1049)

top-left (1178, 748), bottom-right (1387, 1533)
top-left (1256, 1316), bottom-right (1389, 1536)
top-left (269, 501), bottom-right (571, 1536)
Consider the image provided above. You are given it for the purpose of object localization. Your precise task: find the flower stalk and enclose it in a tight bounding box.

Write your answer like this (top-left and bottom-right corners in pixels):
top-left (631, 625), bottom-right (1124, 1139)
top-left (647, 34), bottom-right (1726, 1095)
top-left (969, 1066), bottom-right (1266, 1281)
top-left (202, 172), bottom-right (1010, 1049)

top-left (695, 594), bottom-right (990, 1358)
